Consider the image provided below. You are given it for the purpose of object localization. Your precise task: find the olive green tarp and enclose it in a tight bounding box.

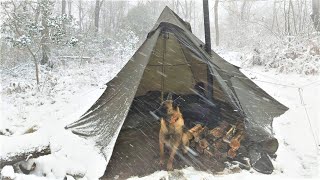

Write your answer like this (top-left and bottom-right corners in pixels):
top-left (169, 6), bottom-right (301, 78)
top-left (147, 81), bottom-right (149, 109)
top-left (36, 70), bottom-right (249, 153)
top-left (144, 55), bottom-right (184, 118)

top-left (65, 6), bottom-right (288, 164)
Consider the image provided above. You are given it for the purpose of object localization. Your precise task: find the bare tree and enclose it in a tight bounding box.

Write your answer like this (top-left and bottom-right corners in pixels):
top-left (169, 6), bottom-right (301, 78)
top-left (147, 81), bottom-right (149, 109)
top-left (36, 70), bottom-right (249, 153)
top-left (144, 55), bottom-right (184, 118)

top-left (68, 0), bottom-right (72, 17)
top-left (78, 0), bottom-right (83, 31)
top-left (214, 0), bottom-right (219, 46)
top-left (94, 0), bottom-right (104, 34)
top-left (241, 0), bottom-right (247, 20)
top-left (62, 0), bottom-right (66, 15)
top-left (40, 0), bottom-right (50, 65)
top-left (289, 0), bottom-right (298, 34)
top-left (311, 0), bottom-right (320, 31)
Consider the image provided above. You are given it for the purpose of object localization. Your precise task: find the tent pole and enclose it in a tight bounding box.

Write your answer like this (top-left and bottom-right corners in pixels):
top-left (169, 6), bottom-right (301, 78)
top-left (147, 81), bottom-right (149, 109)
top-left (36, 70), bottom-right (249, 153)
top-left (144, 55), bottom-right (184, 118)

top-left (203, 0), bottom-right (214, 101)
top-left (161, 32), bottom-right (167, 102)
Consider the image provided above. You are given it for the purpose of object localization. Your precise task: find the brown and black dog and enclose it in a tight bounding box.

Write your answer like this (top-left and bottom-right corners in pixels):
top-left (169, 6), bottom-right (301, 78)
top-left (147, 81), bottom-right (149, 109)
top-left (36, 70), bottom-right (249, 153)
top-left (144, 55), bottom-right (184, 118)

top-left (153, 93), bottom-right (190, 171)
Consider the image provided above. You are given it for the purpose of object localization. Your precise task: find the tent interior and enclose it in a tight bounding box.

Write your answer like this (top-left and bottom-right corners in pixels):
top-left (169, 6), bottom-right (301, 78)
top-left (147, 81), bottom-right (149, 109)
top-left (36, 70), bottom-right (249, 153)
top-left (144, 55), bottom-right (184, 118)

top-left (103, 31), bottom-right (249, 179)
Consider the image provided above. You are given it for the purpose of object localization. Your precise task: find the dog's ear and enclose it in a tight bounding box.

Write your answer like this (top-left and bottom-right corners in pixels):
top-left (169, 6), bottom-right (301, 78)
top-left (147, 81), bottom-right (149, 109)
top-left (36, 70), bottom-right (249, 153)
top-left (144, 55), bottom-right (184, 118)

top-left (167, 92), bottom-right (173, 100)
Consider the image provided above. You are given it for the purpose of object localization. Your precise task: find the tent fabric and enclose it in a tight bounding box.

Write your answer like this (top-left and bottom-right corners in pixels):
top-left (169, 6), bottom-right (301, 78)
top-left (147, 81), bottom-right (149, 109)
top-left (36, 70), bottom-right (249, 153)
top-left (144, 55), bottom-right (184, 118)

top-left (66, 6), bottom-right (288, 162)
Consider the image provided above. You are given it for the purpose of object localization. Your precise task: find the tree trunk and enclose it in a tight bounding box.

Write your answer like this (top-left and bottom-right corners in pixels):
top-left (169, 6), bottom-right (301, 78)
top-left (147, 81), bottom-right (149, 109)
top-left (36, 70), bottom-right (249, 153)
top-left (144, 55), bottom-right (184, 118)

top-left (0, 133), bottom-right (51, 168)
top-left (284, 0), bottom-right (287, 35)
top-left (272, 1), bottom-right (277, 31)
top-left (62, 0), bottom-right (66, 15)
top-left (78, 0), bottom-right (82, 31)
top-left (289, 0), bottom-right (297, 35)
top-left (24, 45), bottom-right (40, 84)
top-left (214, 0), bottom-right (219, 46)
top-left (94, 0), bottom-right (102, 34)
top-left (287, 1), bottom-right (291, 36)
top-left (241, 0), bottom-right (247, 20)
top-left (311, 0), bottom-right (320, 31)
top-left (68, 0), bottom-right (72, 17)
top-left (40, 1), bottom-right (49, 65)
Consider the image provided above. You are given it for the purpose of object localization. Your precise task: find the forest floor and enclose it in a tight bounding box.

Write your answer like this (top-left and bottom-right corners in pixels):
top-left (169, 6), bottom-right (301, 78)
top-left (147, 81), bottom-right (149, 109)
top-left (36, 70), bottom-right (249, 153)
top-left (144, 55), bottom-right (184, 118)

top-left (0, 51), bottom-right (319, 179)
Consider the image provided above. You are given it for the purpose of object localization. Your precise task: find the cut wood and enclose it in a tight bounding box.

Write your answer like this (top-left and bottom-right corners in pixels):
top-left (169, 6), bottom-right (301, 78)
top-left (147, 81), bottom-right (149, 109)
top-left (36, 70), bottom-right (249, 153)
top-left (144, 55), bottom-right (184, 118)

top-left (199, 139), bottom-right (209, 149)
top-left (227, 149), bottom-right (237, 159)
top-left (210, 127), bottom-right (224, 138)
top-left (0, 132), bottom-right (51, 168)
top-left (188, 124), bottom-right (205, 142)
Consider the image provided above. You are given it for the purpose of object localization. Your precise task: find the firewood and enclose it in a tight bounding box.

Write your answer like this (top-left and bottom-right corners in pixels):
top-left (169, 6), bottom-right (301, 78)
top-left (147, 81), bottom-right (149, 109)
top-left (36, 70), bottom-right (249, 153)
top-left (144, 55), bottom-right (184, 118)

top-left (213, 139), bottom-right (229, 152)
top-left (199, 139), bottom-right (209, 149)
top-left (210, 127), bottom-right (224, 138)
top-left (196, 144), bottom-right (204, 154)
top-left (203, 148), bottom-right (214, 157)
top-left (213, 140), bottom-right (224, 149)
top-left (227, 149), bottom-right (237, 159)
top-left (213, 151), bottom-right (227, 161)
top-left (222, 125), bottom-right (235, 143)
top-left (230, 139), bottom-right (241, 151)
top-left (229, 131), bottom-right (245, 151)
top-left (189, 124), bottom-right (205, 142)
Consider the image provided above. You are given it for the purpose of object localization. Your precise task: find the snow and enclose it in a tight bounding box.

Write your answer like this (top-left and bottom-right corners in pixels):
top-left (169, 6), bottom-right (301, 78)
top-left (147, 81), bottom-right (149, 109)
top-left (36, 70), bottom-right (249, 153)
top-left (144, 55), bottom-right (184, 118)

top-left (1, 50), bottom-right (319, 179)
top-left (0, 131), bottom-right (49, 161)
top-left (243, 68), bottom-right (320, 178)
top-left (0, 59), bottom-right (125, 179)
top-left (1, 166), bottom-right (15, 179)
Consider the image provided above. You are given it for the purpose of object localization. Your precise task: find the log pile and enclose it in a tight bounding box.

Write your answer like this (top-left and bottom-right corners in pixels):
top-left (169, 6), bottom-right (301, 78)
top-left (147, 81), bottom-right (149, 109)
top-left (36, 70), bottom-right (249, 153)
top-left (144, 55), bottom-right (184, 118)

top-left (186, 121), bottom-right (246, 163)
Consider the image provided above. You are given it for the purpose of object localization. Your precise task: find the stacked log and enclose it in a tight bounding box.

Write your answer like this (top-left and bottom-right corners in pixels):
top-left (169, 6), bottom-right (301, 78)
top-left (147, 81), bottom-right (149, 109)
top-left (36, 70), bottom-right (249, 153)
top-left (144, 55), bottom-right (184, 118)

top-left (186, 120), bottom-right (246, 163)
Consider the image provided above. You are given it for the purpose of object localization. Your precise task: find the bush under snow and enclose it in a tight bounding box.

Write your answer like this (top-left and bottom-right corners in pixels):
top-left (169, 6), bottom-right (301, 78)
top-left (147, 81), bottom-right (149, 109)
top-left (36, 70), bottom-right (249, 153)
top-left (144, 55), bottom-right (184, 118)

top-left (243, 35), bottom-right (320, 75)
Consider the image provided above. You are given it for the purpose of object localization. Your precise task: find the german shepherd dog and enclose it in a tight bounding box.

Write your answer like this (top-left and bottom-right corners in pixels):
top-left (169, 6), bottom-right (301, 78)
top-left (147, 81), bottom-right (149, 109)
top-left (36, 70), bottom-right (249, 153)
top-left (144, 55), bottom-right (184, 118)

top-left (153, 93), bottom-right (190, 171)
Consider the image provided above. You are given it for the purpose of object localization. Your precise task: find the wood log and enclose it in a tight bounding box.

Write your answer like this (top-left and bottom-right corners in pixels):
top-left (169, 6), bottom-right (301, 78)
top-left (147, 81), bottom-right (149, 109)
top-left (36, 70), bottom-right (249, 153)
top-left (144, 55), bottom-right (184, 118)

top-left (203, 148), bottom-right (214, 157)
top-left (210, 127), bottom-right (224, 138)
top-left (213, 151), bottom-right (227, 161)
top-left (222, 125), bottom-right (236, 143)
top-left (227, 149), bottom-right (237, 159)
top-left (213, 139), bottom-right (229, 152)
top-left (229, 131), bottom-right (244, 151)
top-left (188, 124), bottom-right (205, 142)
top-left (0, 132), bottom-right (51, 168)
top-left (196, 144), bottom-right (204, 154)
top-left (199, 139), bottom-right (209, 149)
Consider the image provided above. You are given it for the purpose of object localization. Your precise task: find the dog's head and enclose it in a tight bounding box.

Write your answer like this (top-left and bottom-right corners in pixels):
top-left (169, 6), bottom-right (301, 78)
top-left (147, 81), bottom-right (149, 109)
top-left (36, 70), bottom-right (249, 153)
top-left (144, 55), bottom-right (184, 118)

top-left (152, 93), bottom-right (185, 120)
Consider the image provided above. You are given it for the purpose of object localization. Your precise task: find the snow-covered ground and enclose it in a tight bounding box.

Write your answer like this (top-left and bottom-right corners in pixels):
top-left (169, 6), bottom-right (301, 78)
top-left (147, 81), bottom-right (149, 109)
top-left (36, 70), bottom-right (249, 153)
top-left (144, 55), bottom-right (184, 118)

top-left (0, 58), bottom-right (123, 179)
top-left (1, 51), bottom-right (319, 179)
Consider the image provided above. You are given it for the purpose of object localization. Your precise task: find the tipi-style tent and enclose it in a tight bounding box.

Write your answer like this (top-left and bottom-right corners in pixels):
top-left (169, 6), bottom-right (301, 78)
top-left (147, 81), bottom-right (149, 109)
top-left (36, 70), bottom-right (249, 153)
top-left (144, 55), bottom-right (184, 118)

top-left (66, 6), bottom-right (288, 173)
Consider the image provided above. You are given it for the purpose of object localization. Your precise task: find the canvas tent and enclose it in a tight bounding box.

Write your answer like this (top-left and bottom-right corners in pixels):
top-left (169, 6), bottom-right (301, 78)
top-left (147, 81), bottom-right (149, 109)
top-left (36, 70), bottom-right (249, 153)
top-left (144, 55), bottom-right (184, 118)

top-left (66, 6), bottom-right (288, 174)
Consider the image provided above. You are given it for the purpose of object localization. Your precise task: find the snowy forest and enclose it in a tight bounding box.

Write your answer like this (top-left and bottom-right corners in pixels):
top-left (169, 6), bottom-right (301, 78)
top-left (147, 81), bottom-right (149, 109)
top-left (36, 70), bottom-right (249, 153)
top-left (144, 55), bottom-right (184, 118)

top-left (1, 0), bottom-right (319, 180)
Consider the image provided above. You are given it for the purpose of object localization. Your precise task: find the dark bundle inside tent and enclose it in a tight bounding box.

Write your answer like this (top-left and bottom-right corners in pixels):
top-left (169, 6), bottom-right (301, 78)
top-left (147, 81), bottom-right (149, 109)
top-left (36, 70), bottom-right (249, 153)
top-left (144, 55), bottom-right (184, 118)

top-left (65, 7), bottom-right (288, 179)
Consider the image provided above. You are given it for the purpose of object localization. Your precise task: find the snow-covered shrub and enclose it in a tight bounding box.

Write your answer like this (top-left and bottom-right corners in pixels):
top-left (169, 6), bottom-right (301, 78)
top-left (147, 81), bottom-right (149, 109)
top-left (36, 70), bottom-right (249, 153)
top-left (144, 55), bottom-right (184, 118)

top-left (243, 35), bottom-right (320, 75)
top-left (109, 29), bottom-right (139, 60)
top-left (1, 166), bottom-right (15, 180)
top-left (6, 82), bottom-right (32, 94)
